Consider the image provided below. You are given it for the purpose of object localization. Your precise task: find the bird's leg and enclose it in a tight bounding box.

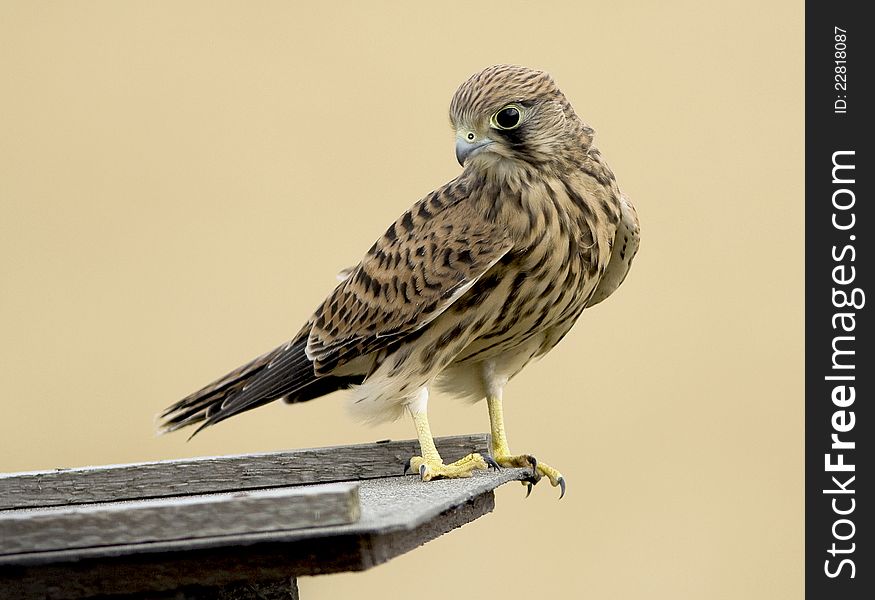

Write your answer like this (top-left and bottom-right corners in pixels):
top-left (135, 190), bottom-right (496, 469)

top-left (406, 388), bottom-right (490, 481)
top-left (486, 387), bottom-right (566, 497)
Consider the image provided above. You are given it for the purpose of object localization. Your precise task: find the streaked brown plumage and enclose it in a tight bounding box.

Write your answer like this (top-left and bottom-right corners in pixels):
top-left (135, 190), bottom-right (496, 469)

top-left (160, 65), bottom-right (640, 494)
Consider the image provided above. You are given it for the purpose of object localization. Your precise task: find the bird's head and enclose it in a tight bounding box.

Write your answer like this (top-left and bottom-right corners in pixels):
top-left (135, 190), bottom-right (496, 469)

top-left (449, 65), bottom-right (590, 170)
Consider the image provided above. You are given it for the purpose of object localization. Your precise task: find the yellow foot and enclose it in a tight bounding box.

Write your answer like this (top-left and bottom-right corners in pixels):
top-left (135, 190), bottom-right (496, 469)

top-left (405, 452), bottom-right (495, 481)
top-left (494, 454), bottom-right (566, 499)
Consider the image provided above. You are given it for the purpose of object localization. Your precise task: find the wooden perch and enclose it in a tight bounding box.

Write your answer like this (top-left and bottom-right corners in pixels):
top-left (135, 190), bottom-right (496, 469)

top-left (0, 434), bottom-right (529, 600)
top-left (0, 434), bottom-right (490, 510)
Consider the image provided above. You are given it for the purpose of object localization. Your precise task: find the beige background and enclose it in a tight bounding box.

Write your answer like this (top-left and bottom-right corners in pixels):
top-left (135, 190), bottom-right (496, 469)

top-left (0, 1), bottom-right (803, 598)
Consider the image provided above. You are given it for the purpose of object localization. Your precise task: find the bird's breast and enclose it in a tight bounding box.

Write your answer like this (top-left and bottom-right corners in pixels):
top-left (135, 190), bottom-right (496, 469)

top-left (452, 204), bottom-right (610, 363)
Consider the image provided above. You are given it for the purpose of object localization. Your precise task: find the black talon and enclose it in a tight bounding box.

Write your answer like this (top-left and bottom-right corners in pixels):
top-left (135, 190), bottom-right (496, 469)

top-left (525, 482), bottom-right (533, 498)
top-left (484, 455), bottom-right (501, 471)
top-left (419, 463), bottom-right (427, 480)
top-left (403, 457), bottom-right (412, 474)
top-left (527, 455), bottom-right (538, 478)
top-left (522, 472), bottom-right (540, 489)
top-left (558, 476), bottom-right (566, 500)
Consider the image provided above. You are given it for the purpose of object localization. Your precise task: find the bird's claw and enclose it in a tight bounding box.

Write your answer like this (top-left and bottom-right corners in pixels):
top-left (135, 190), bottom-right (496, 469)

top-left (484, 455), bottom-right (502, 471)
top-left (406, 453), bottom-right (490, 481)
top-left (496, 453), bottom-right (563, 499)
top-left (403, 457), bottom-right (412, 474)
top-left (522, 473), bottom-right (565, 499)
top-left (522, 467), bottom-right (541, 497)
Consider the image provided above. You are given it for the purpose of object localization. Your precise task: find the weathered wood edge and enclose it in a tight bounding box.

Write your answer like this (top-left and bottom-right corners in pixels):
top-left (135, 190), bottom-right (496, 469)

top-left (0, 434), bottom-right (489, 510)
top-left (0, 467), bottom-right (529, 570)
top-left (0, 483), bottom-right (360, 556)
top-left (0, 491), bottom-right (495, 599)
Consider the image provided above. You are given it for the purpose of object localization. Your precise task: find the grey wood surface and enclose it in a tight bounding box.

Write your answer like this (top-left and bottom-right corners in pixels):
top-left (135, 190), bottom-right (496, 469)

top-left (1, 493), bottom-right (496, 599)
top-left (0, 469), bottom-right (530, 599)
top-left (0, 483), bottom-right (359, 555)
top-left (0, 435), bottom-right (529, 600)
top-left (0, 433), bottom-right (489, 510)
top-left (0, 466), bottom-right (528, 566)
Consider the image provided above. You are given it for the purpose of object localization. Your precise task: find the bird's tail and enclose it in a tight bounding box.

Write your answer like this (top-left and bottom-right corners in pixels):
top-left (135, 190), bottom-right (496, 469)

top-left (158, 338), bottom-right (360, 438)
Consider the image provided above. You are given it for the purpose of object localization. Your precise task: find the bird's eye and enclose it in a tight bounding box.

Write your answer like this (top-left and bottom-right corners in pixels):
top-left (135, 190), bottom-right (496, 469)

top-left (490, 105), bottom-right (523, 130)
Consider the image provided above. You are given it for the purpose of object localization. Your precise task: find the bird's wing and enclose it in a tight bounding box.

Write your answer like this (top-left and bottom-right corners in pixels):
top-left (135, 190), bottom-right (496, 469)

top-left (306, 190), bottom-right (513, 373)
top-left (161, 185), bottom-right (510, 435)
top-left (587, 193), bottom-right (640, 306)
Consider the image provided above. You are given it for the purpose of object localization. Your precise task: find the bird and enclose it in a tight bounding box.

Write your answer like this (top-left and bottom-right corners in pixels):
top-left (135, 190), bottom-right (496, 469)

top-left (160, 64), bottom-right (640, 497)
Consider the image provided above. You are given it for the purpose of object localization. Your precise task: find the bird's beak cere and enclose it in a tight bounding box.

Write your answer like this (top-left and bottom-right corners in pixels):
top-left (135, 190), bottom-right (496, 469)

top-left (455, 133), bottom-right (494, 167)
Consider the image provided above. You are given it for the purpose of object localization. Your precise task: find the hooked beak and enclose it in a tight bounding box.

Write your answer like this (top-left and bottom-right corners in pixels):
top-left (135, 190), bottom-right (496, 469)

top-left (455, 136), bottom-right (494, 166)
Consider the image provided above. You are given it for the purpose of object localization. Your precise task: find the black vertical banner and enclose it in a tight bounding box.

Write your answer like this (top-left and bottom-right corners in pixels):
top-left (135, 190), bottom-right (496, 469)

top-left (806, 2), bottom-right (871, 598)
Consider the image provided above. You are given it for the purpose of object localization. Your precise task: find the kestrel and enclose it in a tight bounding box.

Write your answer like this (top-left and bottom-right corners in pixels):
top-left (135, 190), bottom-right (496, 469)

top-left (161, 65), bottom-right (640, 497)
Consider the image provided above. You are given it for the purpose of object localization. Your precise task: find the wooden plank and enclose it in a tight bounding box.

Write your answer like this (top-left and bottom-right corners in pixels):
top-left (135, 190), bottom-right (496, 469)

top-left (0, 474), bottom-right (518, 600)
top-left (0, 434), bottom-right (489, 510)
top-left (0, 467), bottom-right (528, 566)
top-left (0, 483), bottom-right (359, 555)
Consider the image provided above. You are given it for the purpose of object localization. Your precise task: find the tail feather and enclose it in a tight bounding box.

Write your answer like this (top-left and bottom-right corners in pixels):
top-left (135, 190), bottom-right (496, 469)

top-left (159, 338), bottom-right (360, 437)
